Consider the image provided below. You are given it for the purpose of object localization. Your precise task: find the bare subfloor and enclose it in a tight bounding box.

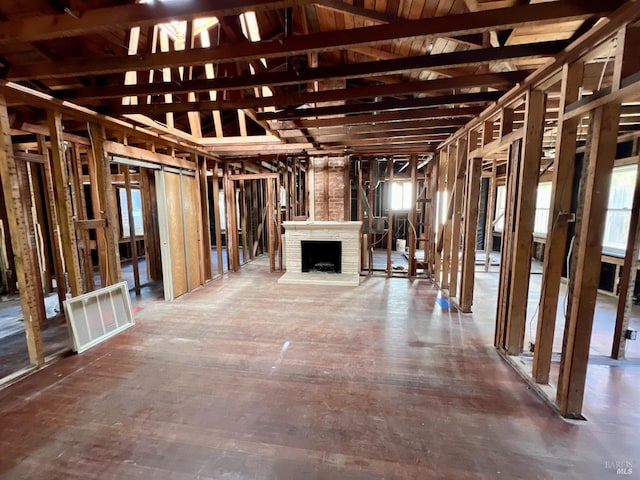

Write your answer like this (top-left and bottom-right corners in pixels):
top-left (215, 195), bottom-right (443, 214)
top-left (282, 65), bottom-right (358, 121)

top-left (0, 256), bottom-right (637, 479)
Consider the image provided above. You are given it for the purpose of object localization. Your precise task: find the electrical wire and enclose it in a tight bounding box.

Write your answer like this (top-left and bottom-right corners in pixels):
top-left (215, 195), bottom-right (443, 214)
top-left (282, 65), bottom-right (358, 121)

top-left (526, 211), bottom-right (565, 350)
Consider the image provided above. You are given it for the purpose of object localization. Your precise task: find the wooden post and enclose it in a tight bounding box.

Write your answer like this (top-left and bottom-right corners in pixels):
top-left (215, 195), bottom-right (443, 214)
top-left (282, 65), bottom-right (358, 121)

top-left (228, 175), bottom-right (240, 272)
top-left (48, 111), bottom-right (83, 296)
top-left (283, 159), bottom-right (290, 222)
top-left (71, 144), bottom-right (95, 292)
top-left (240, 179), bottom-right (249, 264)
top-left (357, 159), bottom-right (364, 270)
top-left (124, 168), bottom-right (141, 294)
top-left (252, 178), bottom-right (262, 258)
top-left (440, 145), bottom-right (456, 289)
top-left (482, 120), bottom-right (494, 147)
top-left (223, 164), bottom-right (233, 271)
top-left (408, 154), bottom-right (418, 276)
top-left (367, 159), bottom-right (374, 275)
top-left (140, 166), bottom-right (162, 282)
top-left (533, 62), bottom-right (583, 383)
top-left (484, 159), bottom-right (497, 272)
top-left (85, 143), bottom-right (107, 286)
top-left (276, 174), bottom-right (283, 272)
top-left (386, 157), bottom-right (394, 277)
top-left (504, 89), bottom-right (545, 355)
top-left (460, 156), bottom-right (483, 313)
top-left (267, 177), bottom-right (276, 272)
top-left (495, 140), bottom-right (522, 349)
top-left (29, 161), bottom-right (53, 294)
top-left (198, 157), bottom-right (212, 281)
top-left (37, 135), bottom-right (67, 307)
top-left (557, 102), bottom-right (621, 418)
top-left (449, 137), bottom-right (468, 298)
top-left (433, 152), bottom-right (443, 282)
top-left (428, 157), bottom-right (438, 277)
top-left (212, 162), bottom-right (224, 275)
top-left (88, 122), bottom-right (121, 286)
top-left (500, 108), bottom-right (514, 137)
top-left (0, 95), bottom-right (45, 366)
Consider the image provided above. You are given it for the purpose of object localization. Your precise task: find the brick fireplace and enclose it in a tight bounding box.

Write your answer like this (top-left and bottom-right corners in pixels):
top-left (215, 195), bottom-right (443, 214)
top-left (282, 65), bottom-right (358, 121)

top-left (278, 221), bottom-right (362, 286)
top-left (278, 156), bottom-right (360, 286)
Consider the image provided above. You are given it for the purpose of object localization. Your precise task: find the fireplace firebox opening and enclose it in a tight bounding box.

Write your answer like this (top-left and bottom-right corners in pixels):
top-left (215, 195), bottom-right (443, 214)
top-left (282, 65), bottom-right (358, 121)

top-left (301, 240), bottom-right (342, 273)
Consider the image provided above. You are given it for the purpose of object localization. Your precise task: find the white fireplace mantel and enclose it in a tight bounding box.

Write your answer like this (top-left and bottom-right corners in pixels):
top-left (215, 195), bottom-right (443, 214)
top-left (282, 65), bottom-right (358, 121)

top-left (278, 221), bottom-right (362, 286)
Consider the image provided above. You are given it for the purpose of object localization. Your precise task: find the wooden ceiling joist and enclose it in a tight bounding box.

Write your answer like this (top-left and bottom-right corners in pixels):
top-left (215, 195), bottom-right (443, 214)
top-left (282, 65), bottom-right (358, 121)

top-left (0, 0), bottom-right (316, 44)
top-left (256, 91), bottom-right (504, 121)
top-left (278, 119), bottom-right (469, 138)
top-left (58, 44), bottom-right (551, 102)
top-left (269, 106), bottom-right (485, 130)
top-left (5, 2), bottom-right (615, 81)
top-left (84, 70), bottom-right (531, 110)
top-left (1, 0), bottom-right (633, 158)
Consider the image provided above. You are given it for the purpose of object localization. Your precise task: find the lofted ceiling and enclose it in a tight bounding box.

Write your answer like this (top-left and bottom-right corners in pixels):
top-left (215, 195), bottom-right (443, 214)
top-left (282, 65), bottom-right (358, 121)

top-left (0, 0), bottom-right (631, 162)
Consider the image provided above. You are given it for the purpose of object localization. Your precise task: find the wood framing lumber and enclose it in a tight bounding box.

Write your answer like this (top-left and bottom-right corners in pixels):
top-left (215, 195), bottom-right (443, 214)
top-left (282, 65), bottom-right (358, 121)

top-left (557, 102), bottom-right (621, 418)
top-left (6, 2), bottom-right (610, 80)
top-left (0, 95), bottom-right (46, 366)
top-left (533, 61), bottom-right (583, 384)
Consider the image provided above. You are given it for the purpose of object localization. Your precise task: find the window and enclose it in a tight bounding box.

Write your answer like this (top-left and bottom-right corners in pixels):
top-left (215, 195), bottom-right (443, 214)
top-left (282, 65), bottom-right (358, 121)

top-left (390, 181), bottom-right (413, 210)
top-left (603, 164), bottom-right (637, 253)
top-left (118, 188), bottom-right (144, 238)
top-left (534, 182), bottom-right (552, 236)
top-left (494, 185), bottom-right (507, 232)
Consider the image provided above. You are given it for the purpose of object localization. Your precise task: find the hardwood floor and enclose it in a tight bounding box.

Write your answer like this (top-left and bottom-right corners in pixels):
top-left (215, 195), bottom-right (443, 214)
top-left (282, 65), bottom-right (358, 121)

top-left (0, 257), bottom-right (637, 479)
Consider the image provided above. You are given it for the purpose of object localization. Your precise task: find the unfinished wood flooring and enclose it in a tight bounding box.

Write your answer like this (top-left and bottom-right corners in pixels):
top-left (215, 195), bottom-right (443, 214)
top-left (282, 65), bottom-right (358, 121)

top-left (0, 258), bottom-right (636, 479)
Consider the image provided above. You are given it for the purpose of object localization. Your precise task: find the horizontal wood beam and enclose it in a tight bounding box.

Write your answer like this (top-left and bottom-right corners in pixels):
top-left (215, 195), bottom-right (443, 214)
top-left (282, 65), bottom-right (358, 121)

top-left (97, 71), bottom-right (530, 114)
top-left (312, 128), bottom-right (457, 141)
top-left (204, 143), bottom-right (314, 155)
top-left (13, 151), bottom-right (45, 163)
top-left (6, 1), bottom-right (605, 80)
top-left (60, 44), bottom-right (551, 102)
top-left (279, 119), bottom-right (467, 137)
top-left (469, 127), bottom-right (524, 158)
top-left (315, 0), bottom-right (483, 47)
top-left (327, 145), bottom-right (437, 154)
top-left (104, 141), bottom-right (197, 170)
top-left (322, 136), bottom-right (442, 147)
top-left (0, 0), bottom-right (314, 44)
top-left (270, 106), bottom-right (483, 130)
top-left (11, 121), bottom-right (92, 145)
top-left (198, 135), bottom-right (281, 147)
top-left (74, 219), bottom-right (107, 230)
top-left (257, 91), bottom-right (504, 121)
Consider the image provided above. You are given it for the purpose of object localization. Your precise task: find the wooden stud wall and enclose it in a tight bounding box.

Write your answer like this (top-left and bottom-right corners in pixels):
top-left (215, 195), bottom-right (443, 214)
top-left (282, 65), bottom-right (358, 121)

top-left (448, 138), bottom-right (467, 298)
top-left (89, 122), bottom-right (121, 286)
top-left (0, 95), bottom-right (45, 366)
top-left (48, 111), bottom-right (83, 296)
top-left (532, 62), bottom-right (584, 383)
top-left (504, 89), bottom-right (545, 355)
top-left (557, 102), bottom-right (621, 418)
